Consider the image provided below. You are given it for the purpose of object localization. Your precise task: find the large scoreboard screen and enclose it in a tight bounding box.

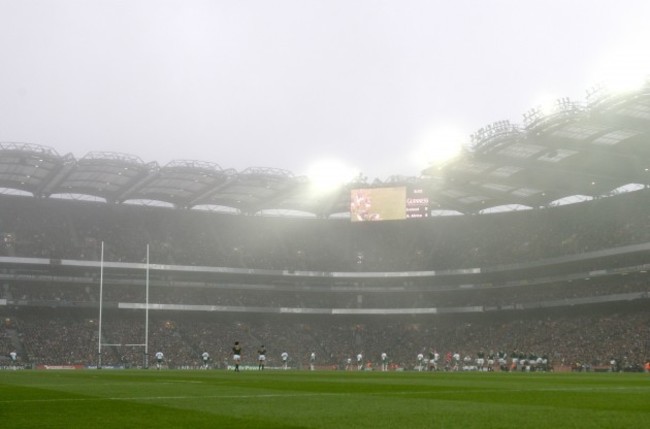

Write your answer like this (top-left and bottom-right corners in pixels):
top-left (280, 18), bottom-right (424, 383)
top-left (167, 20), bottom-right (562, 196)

top-left (350, 187), bottom-right (406, 222)
top-left (350, 187), bottom-right (430, 222)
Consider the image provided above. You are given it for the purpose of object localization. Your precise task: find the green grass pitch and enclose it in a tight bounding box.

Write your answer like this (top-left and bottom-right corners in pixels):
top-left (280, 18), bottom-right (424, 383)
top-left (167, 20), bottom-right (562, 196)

top-left (1, 370), bottom-right (649, 428)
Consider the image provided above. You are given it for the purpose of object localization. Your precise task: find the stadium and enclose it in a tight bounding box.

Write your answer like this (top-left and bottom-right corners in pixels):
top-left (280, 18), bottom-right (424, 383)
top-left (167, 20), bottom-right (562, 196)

top-left (1, 82), bottom-right (649, 376)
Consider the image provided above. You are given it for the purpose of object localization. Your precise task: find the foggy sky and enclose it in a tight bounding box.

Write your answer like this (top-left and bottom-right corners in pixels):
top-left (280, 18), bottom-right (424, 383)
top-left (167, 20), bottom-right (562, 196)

top-left (1, 0), bottom-right (649, 180)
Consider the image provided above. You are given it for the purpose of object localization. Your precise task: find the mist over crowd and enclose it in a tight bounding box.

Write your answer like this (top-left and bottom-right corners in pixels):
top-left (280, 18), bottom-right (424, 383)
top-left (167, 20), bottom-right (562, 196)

top-left (1, 189), bottom-right (649, 371)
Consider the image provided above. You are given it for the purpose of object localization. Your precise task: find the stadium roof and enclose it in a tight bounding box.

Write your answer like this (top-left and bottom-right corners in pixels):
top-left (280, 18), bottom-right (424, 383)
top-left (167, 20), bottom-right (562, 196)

top-left (1, 85), bottom-right (649, 217)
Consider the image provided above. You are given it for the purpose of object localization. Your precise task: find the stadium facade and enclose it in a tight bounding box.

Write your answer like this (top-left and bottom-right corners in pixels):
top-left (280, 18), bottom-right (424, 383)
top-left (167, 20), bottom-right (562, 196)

top-left (1, 84), bottom-right (649, 371)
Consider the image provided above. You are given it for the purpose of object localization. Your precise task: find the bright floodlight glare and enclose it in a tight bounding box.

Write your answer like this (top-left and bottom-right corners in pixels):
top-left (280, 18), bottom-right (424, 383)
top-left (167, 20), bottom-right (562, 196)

top-left (592, 64), bottom-right (648, 94)
top-left (306, 159), bottom-right (358, 193)
top-left (532, 93), bottom-right (560, 116)
top-left (589, 37), bottom-right (650, 94)
top-left (412, 125), bottom-right (465, 169)
top-left (602, 71), bottom-right (647, 94)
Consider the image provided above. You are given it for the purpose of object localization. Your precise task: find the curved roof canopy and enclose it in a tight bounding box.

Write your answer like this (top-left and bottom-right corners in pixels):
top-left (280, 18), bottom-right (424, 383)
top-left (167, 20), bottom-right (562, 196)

top-left (1, 85), bottom-right (649, 216)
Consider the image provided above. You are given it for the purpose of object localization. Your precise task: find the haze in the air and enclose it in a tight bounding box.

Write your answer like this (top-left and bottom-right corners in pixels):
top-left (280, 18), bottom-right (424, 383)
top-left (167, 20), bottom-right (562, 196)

top-left (1, 0), bottom-right (649, 181)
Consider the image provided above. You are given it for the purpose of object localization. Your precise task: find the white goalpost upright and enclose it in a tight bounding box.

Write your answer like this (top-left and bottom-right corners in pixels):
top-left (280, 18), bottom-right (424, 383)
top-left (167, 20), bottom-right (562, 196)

top-left (97, 241), bottom-right (104, 369)
top-left (144, 243), bottom-right (150, 368)
top-left (97, 242), bottom-right (151, 369)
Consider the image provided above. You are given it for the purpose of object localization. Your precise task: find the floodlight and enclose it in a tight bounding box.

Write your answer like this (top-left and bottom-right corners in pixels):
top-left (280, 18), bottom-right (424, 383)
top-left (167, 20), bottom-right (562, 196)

top-left (412, 125), bottom-right (465, 170)
top-left (589, 40), bottom-right (650, 95)
top-left (532, 94), bottom-right (560, 117)
top-left (306, 159), bottom-right (358, 193)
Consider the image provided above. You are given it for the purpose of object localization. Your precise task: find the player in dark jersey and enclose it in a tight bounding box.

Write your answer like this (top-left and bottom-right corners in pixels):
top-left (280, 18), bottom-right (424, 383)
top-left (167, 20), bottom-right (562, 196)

top-left (258, 345), bottom-right (267, 370)
top-left (487, 351), bottom-right (495, 372)
top-left (477, 350), bottom-right (485, 371)
top-left (232, 341), bottom-right (242, 372)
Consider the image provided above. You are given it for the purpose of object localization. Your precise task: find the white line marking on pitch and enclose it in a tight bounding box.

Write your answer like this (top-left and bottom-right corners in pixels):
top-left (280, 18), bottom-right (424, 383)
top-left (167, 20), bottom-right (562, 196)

top-left (0, 393), bottom-right (344, 404)
top-left (3, 386), bottom-right (649, 404)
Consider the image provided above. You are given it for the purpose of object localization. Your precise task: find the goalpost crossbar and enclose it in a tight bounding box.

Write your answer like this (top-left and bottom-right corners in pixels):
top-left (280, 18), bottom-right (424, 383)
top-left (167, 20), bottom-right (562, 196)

top-left (100, 343), bottom-right (147, 347)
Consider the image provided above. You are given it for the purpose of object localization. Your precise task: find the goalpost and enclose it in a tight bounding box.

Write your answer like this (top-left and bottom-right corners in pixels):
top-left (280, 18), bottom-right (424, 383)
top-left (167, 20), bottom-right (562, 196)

top-left (97, 242), bottom-right (150, 369)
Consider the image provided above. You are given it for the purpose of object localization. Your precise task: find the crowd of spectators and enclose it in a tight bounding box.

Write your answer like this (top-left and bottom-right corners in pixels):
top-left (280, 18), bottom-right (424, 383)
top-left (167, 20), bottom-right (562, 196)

top-left (17, 314), bottom-right (96, 365)
top-left (1, 189), bottom-right (649, 272)
top-left (0, 321), bottom-right (14, 365)
top-left (2, 306), bottom-right (648, 370)
top-left (3, 272), bottom-right (648, 312)
top-left (1, 190), bottom-right (649, 371)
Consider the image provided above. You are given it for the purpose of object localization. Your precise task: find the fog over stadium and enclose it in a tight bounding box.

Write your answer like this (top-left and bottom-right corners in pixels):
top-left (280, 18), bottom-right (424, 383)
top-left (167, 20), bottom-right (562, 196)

top-left (1, 0), bottom-right (650, 182)
top-left (3, 1), bottom-right (650, 404)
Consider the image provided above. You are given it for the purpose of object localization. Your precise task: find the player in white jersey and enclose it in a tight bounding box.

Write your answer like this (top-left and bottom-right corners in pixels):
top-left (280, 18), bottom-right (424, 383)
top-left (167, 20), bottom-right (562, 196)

top-left (417, 353), bottom-right (424, 371)
top-left (541, 355), bottom-right (549, 372)
top-left (452, 352), bottom-right (460, 371)
top-left (9, 351), bottom-right (17, 368)
top-left (309, 352), bottom-right (316, 371)
top-left (381, 352), bottom-right (388, 371)
top-left (463, 354), bottom-right (473, 371)
top-left (201, 351), bottom-right (210, 369)
top-left (281, 352), bottom-right (289, 370)
top-left (428, 349), bottom-right (439, 371)
top-left (155, 351), bottom-right (164, 370)
top-left (356, 353), bottom-right (363, 371)
top-left (497, 351), bottom-right (508, 371)
top-left (476, 351), bottom-right (485, 371)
